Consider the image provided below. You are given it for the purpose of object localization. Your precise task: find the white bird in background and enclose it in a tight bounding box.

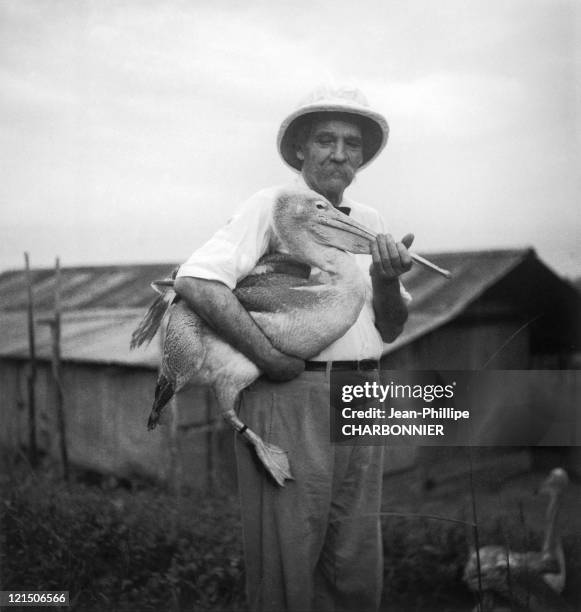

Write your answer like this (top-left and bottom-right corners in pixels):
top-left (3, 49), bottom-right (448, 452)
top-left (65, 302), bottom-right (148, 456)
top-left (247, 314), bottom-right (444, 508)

top-left (463, 468), bottom-right (571, 611)
top-left (131, 189), bottom-right (381, 486)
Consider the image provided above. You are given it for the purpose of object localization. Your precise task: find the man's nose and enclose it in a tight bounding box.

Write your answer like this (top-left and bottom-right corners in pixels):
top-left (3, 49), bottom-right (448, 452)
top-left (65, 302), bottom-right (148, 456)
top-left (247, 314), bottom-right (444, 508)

top-left (330, 140), bottom-right (347, 162)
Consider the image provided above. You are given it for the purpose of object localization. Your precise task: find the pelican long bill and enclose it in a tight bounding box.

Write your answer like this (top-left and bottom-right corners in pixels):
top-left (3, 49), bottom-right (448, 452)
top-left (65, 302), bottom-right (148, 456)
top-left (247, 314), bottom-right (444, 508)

top-left (320, 208), bottom-right (452, 279)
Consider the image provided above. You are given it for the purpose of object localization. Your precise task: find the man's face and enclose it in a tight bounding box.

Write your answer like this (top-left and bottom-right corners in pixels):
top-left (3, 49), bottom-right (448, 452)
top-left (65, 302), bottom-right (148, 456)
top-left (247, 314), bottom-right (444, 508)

top-left (297, 116), bottom-right (363, 205)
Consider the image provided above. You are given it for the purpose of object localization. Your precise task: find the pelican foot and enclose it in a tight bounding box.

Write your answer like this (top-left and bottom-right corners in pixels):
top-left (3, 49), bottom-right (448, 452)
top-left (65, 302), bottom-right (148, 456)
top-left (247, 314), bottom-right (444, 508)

top-left (252, 439), bottom-right (294, 486)
top-left (222, 409), bottom-right (295, 485)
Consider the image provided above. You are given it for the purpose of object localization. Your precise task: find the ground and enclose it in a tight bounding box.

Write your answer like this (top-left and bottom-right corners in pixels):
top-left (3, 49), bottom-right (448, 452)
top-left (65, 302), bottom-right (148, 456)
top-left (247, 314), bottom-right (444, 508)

top-left (1, 448), bottom-right (579, 611)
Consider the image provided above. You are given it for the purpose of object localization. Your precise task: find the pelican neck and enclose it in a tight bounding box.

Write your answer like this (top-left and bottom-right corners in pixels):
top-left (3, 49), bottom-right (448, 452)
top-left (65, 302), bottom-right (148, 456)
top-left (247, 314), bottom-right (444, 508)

top-left (295, 174), bottom-right (348, 208)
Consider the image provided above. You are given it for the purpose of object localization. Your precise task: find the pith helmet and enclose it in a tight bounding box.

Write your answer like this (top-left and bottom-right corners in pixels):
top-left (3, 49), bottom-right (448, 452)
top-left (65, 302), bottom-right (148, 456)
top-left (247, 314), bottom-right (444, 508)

top-left (277, 85), bottom-right (389, 171)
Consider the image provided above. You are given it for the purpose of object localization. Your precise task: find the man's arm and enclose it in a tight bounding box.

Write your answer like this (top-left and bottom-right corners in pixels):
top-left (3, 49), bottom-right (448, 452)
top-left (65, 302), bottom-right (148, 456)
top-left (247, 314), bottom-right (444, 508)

top-left (370, 233), bottom-right (414, 343)
top-left (174, 276), bottom-right (305, 381)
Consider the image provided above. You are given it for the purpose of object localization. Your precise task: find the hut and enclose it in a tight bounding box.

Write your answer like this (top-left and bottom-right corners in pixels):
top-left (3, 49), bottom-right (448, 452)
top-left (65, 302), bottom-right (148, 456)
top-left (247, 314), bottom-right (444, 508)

top-left (380, 248), bottom-right (581, 477)
top-left (0, 263), bottom-right (227, 489)
top-left (382, 248), bottom-right (580, 370)
top-left (0, 249), bottom-right (579, 488)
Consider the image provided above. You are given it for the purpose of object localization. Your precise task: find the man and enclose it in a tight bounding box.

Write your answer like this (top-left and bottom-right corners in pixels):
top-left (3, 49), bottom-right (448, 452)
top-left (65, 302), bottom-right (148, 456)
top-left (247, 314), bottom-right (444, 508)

top-left (174, 86), bottom-right (413, 612)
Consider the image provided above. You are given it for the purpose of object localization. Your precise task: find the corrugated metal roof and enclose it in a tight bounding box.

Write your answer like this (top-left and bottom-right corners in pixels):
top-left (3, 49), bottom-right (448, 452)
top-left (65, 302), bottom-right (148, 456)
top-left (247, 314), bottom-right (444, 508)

top-left (0, 249), bottom-right (576, 368)
top-left (0, 263), bottom-right (177, 312)
top-left (0, 264), bottom-right (175, 368)
top-left (0, 309), bottom-right (160, 368)
top-left (382, 249), bottom-right (533, 353)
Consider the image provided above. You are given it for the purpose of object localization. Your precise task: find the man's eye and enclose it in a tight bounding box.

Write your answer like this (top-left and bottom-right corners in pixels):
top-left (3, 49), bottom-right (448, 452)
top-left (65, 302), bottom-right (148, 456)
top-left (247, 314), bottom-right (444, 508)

top-left (316, 138), bottom-right (333, 146)
top-left (347, 140), bottom-right (362, 149)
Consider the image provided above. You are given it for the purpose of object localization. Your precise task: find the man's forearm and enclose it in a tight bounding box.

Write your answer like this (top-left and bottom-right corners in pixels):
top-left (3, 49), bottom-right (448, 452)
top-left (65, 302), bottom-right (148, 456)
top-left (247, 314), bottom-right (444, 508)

top-left (173, 276), bottom-right (303, 380)
top-left (372, 276), bottom-right (409, 343)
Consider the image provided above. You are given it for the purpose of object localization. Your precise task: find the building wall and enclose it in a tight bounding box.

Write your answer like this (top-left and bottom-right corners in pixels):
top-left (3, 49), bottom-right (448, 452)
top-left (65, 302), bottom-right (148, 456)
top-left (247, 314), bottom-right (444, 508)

top-left (380, 319), bottom-right (530, 474)
top-left (0, 359), bottom-right (166, 478)
top-left (382, 319), bottom-right (531, 370)
top-left (0, 359), bottom-right (29, 452)
top-left (0, 358), bottom-right (237, 490)
top-left (2, 312), bottom-right (576, 487)
top-left (380, 321), bottom-right (581, 477)
top-left (63, 363), bottom-right (169, 479)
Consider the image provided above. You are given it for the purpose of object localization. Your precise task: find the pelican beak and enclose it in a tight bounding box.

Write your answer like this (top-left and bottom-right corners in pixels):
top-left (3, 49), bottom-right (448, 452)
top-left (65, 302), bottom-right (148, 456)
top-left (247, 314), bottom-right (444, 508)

top-left (318, 208), bottom-right (376, 254)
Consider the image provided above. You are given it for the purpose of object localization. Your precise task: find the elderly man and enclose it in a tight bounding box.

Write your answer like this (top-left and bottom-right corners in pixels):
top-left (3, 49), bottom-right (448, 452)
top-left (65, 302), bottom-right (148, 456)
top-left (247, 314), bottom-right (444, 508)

top-left (174, 86), bottom-right (413, 612)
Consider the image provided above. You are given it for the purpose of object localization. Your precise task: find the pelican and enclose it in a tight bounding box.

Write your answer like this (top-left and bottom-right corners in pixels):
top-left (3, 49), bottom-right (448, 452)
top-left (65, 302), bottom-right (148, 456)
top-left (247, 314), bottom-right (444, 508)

top-left (463, 468), bottom-right (570, 611)
top-left (131, 189), bottom-right (385, 486)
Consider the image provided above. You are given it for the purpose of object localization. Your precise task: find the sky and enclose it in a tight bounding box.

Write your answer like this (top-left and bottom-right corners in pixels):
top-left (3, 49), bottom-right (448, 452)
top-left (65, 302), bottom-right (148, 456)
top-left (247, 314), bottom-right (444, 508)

top-left (1, 0), bottom-right (579, 278)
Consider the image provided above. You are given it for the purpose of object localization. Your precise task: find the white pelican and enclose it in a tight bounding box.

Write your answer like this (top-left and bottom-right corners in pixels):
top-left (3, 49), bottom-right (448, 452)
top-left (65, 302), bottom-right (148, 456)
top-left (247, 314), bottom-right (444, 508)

top-left (463, 468), bottom-right (571, 611)
top-left (132, 189), bottom-right (381, 486)
top-left (131, 189), bottom-right (448, 486)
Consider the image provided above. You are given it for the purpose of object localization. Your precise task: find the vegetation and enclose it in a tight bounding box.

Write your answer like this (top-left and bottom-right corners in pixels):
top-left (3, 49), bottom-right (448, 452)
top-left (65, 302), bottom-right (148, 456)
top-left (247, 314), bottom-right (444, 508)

top-left (1, 469), bottom-right (246, 611)
top-left (1, 469), bottom-right (475, 611)
top-left (2, 463), bottom-right (578, 611)
top-left (381, 515), bottom-right (470, 609)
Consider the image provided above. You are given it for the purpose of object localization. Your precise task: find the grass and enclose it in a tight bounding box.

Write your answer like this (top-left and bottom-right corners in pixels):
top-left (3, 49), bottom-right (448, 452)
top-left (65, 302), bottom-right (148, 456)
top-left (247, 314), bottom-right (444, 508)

top-left (2, 458), bottom-right (579, 611)
top-left (1, 467), bottom-right (474, 612)
top-left (1, 466), bottom-right (246, 611)
top-left (381, 515), bottom-right (470, 610)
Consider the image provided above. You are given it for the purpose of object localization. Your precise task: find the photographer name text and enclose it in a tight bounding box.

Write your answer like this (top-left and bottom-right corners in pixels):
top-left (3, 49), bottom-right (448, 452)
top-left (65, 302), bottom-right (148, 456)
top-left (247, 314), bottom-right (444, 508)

top-left (338, 381), bottom-right (470, 438)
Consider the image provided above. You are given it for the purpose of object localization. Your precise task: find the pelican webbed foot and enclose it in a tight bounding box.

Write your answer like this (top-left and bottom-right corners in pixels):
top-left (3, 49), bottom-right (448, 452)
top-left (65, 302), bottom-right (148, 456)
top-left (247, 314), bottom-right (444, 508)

top-left (222, 409), bottom-right (294, 486)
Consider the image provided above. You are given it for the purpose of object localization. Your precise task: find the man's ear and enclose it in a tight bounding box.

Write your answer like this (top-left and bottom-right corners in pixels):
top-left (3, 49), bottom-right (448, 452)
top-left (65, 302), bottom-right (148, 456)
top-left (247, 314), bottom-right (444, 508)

top-left (296, 147), bottom-right (304, 161)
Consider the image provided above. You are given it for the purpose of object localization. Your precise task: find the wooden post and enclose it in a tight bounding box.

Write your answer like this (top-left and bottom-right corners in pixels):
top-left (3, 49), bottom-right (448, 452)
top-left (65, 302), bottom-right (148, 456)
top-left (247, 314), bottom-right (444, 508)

top-left (168, 396), bottom-right (181, 496)
top-left (51, 257), bottom-right (69, 481)
top-left (24, 252), bottom-right (38, 467)
top-left (206, 391), bottom-right (215, 493)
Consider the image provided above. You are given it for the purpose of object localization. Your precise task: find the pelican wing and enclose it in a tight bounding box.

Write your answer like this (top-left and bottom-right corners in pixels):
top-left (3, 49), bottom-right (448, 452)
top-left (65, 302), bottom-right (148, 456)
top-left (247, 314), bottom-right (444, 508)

top-left (232, 253), bottom-right (365, 358)
top-left (234, 254), bottom-right (312, 312)
top-left (235, 275), bottom-right (314, 313)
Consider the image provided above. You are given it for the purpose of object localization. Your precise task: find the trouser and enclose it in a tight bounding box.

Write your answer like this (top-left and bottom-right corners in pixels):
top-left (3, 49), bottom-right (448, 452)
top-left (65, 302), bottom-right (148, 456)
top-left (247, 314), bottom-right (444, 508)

top-left (236, 371), bottom-right (384, 612)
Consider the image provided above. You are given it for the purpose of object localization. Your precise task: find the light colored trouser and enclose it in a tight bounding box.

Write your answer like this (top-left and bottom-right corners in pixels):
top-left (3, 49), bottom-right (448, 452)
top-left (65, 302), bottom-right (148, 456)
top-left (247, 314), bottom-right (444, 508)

top-left (236, 371), bottom-right (384, 612)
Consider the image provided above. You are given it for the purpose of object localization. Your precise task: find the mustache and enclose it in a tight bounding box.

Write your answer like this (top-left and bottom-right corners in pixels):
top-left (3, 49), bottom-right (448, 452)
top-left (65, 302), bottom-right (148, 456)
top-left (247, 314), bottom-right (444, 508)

top-left (323, 164), bottom-right (355, 178)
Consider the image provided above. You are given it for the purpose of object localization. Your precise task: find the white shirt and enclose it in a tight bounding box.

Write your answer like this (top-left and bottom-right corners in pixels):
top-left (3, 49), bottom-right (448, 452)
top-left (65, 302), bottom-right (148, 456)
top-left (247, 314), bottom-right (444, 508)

top-left (176, 176), bottom-right (411, 360)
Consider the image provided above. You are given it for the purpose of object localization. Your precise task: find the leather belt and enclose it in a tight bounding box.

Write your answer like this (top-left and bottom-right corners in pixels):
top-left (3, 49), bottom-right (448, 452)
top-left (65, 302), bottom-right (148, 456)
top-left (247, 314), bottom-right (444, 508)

top-left (304, 359), bottom-right (380, 371)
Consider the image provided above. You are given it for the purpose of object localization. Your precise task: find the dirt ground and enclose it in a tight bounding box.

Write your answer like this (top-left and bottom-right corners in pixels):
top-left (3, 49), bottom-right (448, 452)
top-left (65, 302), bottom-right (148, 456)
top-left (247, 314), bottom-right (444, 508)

top-left (379, 448), bottom-right (581, 611)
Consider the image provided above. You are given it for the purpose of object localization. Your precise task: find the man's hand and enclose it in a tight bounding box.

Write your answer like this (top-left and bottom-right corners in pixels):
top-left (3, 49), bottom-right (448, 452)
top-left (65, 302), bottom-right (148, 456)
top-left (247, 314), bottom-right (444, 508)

top-left (369, 233), bottom-right (414, 281)
top-left (369, 233), bottom-right (414, 343)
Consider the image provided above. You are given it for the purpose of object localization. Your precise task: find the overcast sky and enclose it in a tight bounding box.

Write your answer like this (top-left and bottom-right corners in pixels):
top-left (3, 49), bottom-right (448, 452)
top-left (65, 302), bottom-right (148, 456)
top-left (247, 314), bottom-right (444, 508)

top-left (1, 0), bottom-right (579, 278)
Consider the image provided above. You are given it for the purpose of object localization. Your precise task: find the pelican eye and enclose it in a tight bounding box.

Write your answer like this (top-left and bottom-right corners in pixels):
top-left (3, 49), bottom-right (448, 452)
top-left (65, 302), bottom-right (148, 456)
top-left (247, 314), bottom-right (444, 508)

top-left (315, 201), bottom-right (326, 210)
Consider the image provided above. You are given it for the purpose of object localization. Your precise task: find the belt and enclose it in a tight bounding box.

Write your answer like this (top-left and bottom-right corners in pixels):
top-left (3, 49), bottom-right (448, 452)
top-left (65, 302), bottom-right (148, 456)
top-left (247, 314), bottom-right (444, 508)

top-left (304, 359), bottom-right (380, 371)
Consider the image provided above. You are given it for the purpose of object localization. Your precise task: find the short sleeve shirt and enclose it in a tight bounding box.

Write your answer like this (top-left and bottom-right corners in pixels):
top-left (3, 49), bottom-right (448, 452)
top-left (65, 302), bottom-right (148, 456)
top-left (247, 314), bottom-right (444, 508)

top-left (176, 176), bottom-right (411, 360)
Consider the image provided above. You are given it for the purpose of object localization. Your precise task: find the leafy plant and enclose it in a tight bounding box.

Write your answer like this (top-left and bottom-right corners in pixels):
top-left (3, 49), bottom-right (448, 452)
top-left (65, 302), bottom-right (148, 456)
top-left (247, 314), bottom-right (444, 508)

top-left (1, 472), bottom-right (246, 611)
